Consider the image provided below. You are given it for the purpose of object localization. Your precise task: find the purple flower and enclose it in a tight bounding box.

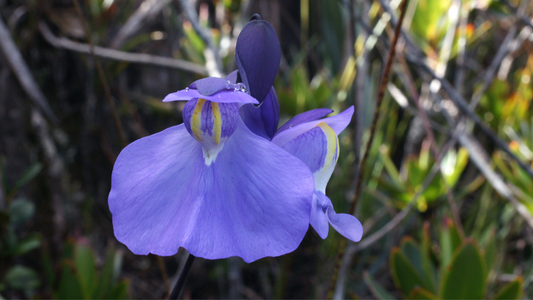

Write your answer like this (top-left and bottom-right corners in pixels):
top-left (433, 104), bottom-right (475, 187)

top-left (272, 107), bottom-right (363, 242)
top-left (109, 84), bottom-right (315, 263)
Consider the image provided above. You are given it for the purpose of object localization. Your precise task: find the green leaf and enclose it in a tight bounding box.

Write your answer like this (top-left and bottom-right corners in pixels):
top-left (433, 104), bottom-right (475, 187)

top-left (363, 271), bottom-right (397, 300)
top-left (440, 241), bottom-right (486, 300)
top-left (75, 244), bottom-right (97, 298)
top-left (13, 163), bottom-right (42, 190)
top-left (494, 277), bottom-right (523, 300)
top-left (108, 280), bottom-right (130, 299)
top-left (379, 150), bottom-right (406, 191)
top-left (407, 287), bottom-right (438, 299)
top-left (95, 246), bottom-right (119, 298)
top-left (4, 265), bottom-right (40, 291)
top-left (400, 237), bottom-right (422, 274)
top-left (41, 247), bottom-right (56, 287)
top-left (440, 217), bottom-right (463, 269)
top-left (57, 263), bottom-right (84, 299)
top-left (421, 222), bottom-right (437, 293)
top-left (390, 247), bottom-right (434, 296)
top-left (442, 148), bottom-right (469, 187)
top-left (483, 231), bottom-right (497, 275)
top-left (8, 198), bottom-right (35, 225)
top-left (13, 235), bottom-right (41, 255)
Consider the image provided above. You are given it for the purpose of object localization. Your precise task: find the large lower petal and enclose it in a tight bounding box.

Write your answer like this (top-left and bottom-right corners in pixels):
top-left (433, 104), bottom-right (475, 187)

top-left (109, 122), bottom-right (314, 263)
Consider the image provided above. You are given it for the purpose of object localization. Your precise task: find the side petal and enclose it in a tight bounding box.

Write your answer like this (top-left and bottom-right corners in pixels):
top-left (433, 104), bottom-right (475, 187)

top-left (315, 192), bottom-right (363, 242)
top-left (276, 108), bottom-right (333, 135)
top-left (310, 192), bottom-right (329, 239)
top-left (272, 106), bottom-right (354, 148)
top-left (163, 88), bottom-right (258, 104)
top-left (240, 87), bottom-right (279, 140)
top-left (109, 122), bottom-right (314, 263)
top-left (280, 122), bottom-right (339, 193)
top-left (236, 15), bottom-right (281, 103)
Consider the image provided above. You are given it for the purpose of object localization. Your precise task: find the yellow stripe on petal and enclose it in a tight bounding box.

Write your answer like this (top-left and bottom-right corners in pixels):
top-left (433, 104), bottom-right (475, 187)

top-left (191, 98), bottom-right (205, 141)
top-left (317, 122), bottom-right (338, 173)
top-left (212, 102), bottom-right (222, 145)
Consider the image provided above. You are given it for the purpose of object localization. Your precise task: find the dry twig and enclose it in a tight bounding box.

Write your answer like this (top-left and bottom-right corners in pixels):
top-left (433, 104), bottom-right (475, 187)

top-left (38, 22), bottom-right (208, 75)
top-left (328, 0), bottom-right (410, 298)
top-left (178, 0), bottom-right (223, 77)
top-left (0, 17), bottom-right (58, 124)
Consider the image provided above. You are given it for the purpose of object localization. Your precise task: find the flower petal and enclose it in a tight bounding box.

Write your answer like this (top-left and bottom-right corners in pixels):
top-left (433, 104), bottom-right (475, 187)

top-left (326, 208), bottom-right (363, 242)
top-left (272, 106), bottom-right (354, 148)
top-left (236, 15), bottom-right (281, 103)
top-left (163, 88), bottom-right (258, 104)
top-left (226, 70), bottom-right (238, 84)
top-left (276, 108), bottom-right (333, 134)
top-left (109, 121), bottom-right (314, 263)
top-left (191, 77), bottom-right (231, 96)
top-left (317, 192), bottom-right (363, 242)
top-left (310, 193), bottom-right (329, 239)
top-left (279, 122), bottom-right (339, 193)
top-left (261, 87), bottom-right (280, 138)
top-left (240, 87), bottom-right (279, 139)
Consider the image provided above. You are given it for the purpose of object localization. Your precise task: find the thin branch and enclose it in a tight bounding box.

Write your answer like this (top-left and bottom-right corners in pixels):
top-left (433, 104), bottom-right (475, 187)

top-left (456, 131), bottom-right (533, 229)
top-left (178, 0), bottom-right (223, 77)
top-left (328, 1), bottom-right (409, 299)
top-left (409, 58), bottom-right (533, 178)
top-left (168, 253), bottom-right (195, 299)
top-left (469, 22), bottom-right (518, 109)
top-left (497, 25), bottom-right (533, 79)
top-left (111, 0), bottom-right (171, 49)
top-left (38, 22), bottom-right (208, 75)
top-left (0, 17), bottom-right (58, 124)
top-left (348, 0), bottom-right (410, 214)
top-left (72, 0), bottom-right (128, 147)
top-left (30, 109), bottom-right (65, 247)
top-left (499, 0), bottom-right (533, 30)
top-left (158, 256), bottom-right (170, 296)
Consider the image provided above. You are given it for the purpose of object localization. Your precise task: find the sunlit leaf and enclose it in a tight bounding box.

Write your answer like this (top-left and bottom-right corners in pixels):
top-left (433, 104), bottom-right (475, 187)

top-left (440, 241), bottom-right (486, 300)
top-left (363, 271), bottom-right (397, 300)
top-left (494, 277), bottom-right (523, 300)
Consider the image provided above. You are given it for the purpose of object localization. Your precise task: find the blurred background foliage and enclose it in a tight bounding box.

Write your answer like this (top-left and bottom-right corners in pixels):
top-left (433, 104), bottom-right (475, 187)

top-left (0, 0), bottom-right (532, 298)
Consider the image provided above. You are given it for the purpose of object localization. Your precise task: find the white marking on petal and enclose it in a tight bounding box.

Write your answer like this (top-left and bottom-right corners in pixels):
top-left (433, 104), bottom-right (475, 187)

top-left (203, 143), bottom-right (225, 166)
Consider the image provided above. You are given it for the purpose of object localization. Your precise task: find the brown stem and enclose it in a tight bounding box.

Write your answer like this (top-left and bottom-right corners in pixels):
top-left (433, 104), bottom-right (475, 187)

top-left (328, 0), bottom-right (410, 298)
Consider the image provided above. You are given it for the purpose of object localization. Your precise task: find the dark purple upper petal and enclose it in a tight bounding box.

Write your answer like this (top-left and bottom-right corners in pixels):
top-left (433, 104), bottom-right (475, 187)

top-left (108, 121), bottom-right (314, 262)
top-left (240, 87), bottom-right (279, 140)
top-left (261, 88), bottom-right (280, 138)
top-left (276, 108), bottom-right (334, 135)
top-left (236, 15), bottom-right (281, 103)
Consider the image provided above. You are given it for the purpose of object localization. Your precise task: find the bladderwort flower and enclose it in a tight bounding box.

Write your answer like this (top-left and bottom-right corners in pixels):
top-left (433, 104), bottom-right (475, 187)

top-left (109, 14), bottom-right (362, 269)
top-left (272, 108), bottom-right (364, 242)
top-left (108, 16), bottom-right (315, 263)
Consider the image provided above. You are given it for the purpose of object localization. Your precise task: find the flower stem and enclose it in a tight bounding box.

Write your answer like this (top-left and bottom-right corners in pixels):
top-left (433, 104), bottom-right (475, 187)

top-left (168, 254), bottom-right (196, 299)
